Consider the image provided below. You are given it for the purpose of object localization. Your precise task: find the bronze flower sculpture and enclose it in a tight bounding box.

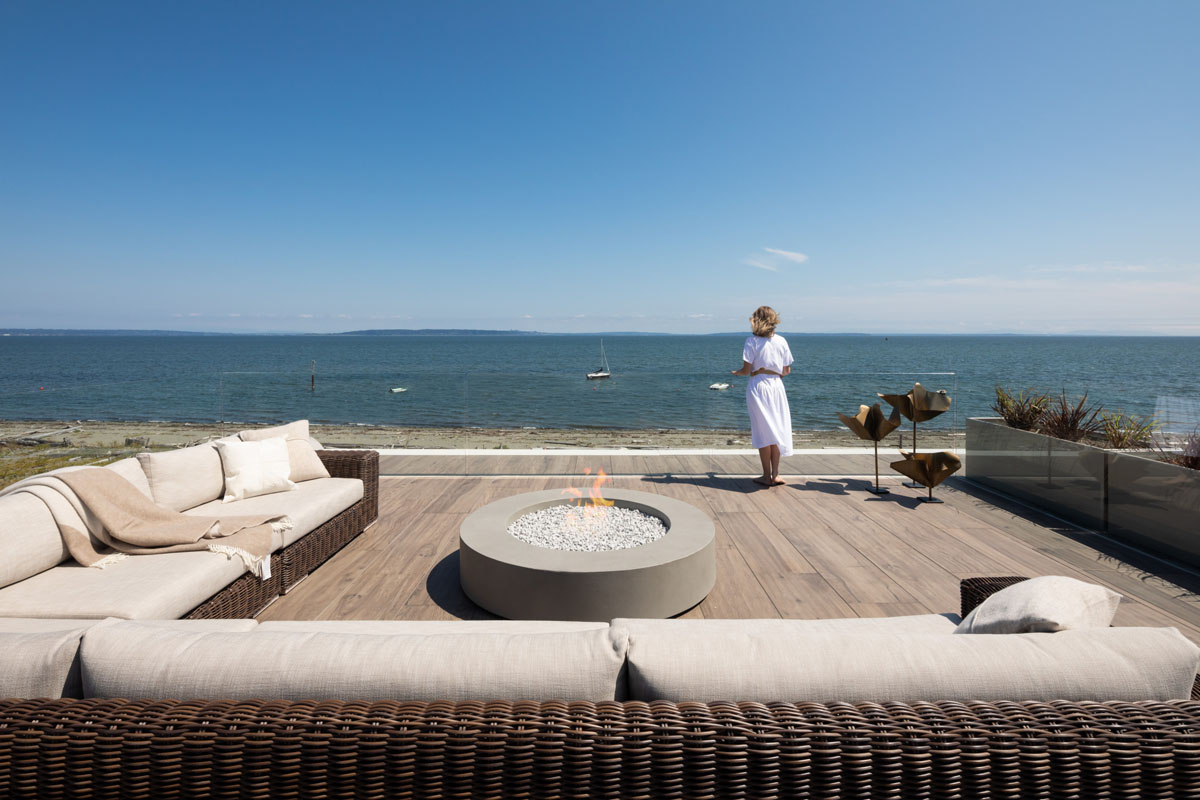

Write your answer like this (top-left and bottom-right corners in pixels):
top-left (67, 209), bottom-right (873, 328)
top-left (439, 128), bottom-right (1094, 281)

top-left (889, 450), bottom-right (962, 503)
top-left (837, 402), bottom-right (901, 494)
top-left (879, 382), bottom-right (952, 488)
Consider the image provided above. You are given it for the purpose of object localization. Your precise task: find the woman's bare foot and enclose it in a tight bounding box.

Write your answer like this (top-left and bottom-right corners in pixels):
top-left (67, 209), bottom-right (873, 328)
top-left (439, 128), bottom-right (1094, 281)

top-left (753, 476), bottom-right (773, 487)
top-left (772, 478), bottom-right (786, 486)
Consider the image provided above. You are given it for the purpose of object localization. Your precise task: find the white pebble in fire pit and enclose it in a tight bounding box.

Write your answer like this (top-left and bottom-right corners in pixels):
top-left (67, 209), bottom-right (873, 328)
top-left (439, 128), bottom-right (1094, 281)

top-left (508, 504), bottom-right (667, 551)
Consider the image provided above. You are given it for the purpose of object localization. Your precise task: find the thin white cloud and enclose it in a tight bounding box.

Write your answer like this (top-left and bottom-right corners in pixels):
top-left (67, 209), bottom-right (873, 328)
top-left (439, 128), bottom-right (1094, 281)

top-left (1032, 263), bottom-right (1152, 274)
top-left (336, 314), bottom-right (352, 319)
top-left (743, 247), bottom-right (808, 271)
top-left (687, 313), bottom-right (713, 319)
top-left (298, 314), bottom-right (314, 319)
top-left (521, 314), bottom-right (533, 319)
top-left (763, 247), bottom-right (808, 264)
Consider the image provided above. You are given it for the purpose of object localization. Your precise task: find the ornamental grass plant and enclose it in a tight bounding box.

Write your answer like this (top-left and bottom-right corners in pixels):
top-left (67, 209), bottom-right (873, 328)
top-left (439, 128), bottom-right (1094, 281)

top-left (1036, 390), bottom-right (1104, 442)
top-left (1101, 410), bottom-right (1160, 449)
top-left (992, 386), bottom-right (1050, 430)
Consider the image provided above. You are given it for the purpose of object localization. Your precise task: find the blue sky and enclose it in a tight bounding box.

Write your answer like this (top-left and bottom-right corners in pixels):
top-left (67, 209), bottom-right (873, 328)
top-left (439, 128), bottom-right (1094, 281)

top-left (1, 1), bottom-right (1197, 334)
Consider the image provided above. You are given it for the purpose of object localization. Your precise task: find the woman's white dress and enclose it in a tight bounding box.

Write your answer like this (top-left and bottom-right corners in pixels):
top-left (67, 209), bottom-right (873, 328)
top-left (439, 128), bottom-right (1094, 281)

top-left (743, 334), bottom-right (794, 456)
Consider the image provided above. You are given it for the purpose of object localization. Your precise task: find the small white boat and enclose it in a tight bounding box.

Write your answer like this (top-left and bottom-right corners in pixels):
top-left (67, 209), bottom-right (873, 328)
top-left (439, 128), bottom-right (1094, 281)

top-left (709, 382), bottom-right (731, 391)
top-left (390, 387), bottom-right (407, 394)
top-left (586, 340), bottom-right (611, 380)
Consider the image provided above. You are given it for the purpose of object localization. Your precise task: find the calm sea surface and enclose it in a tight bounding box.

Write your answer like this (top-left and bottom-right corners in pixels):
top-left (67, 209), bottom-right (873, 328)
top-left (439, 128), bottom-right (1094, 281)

top-left (0, 335), bottom-right (1196, 432)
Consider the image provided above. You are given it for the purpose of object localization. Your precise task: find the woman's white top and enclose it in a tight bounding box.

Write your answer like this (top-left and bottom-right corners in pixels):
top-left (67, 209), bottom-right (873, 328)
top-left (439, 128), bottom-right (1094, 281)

top-left (743, 334), bottom-right (793, 374)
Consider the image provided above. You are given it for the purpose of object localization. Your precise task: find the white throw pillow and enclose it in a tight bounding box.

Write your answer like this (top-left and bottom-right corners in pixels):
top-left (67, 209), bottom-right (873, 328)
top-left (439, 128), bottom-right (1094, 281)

top-left (215, 437), bottom-right (296, 503)
top-left (955, 575), bottom-right (1122, 634)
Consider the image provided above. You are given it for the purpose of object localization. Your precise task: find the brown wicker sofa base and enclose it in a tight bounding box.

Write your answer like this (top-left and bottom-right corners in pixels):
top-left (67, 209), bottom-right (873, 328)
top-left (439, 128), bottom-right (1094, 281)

top-left (184, 449), bottom-right (379, 619)
top-left (2, 697), bottom-right (1198, 799)
top-left (6, 577), bottom-right (1200, 798)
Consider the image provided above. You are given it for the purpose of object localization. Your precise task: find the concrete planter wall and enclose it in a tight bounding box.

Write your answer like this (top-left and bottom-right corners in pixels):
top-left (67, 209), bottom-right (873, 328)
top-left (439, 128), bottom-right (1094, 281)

top-left (1108, 451), bottom-right (1200, 569)
top-left (966, 417), bottom-right (1200, 569)
top-left (966, 417), bottom-right (1105, 530)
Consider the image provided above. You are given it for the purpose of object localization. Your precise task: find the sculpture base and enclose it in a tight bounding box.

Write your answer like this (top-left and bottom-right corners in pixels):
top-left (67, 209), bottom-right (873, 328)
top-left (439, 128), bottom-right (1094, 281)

top-left (866, 486), bottom-right (890, 495)
top-left (903, 480), bottom-right (924, 489)
top-left (918, 496), bottom-right (945, 504)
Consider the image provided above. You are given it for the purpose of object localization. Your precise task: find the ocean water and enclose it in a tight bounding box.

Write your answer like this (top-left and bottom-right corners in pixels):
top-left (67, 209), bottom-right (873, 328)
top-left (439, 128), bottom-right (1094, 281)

top-left (0, 334), bottom-right (1196, 432)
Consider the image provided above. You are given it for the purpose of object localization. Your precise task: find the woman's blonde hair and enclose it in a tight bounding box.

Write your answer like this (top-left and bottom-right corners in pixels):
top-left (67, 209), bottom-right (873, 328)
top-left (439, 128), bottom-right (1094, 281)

top-left (750, 306), bottom-right (779, 337)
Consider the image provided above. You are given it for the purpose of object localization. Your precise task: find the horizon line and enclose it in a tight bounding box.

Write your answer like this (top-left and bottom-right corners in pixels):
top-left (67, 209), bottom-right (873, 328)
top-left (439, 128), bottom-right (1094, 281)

top-left (2, 327), bottom-right (1198, 338)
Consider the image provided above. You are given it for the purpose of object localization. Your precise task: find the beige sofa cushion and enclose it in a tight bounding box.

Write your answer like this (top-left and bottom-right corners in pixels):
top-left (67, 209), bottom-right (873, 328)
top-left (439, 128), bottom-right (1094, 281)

top-left (185, 477), bottom-right (362, 547)
top-left (0, 618), bottom-right (256, 697)
top-left (237, 422), bottom-right (328, 481)
top-left (0, 550), bottom-right (248, 619)
top-left (0, 492), bottom-right (70, 589)
top-left (286, 440), bottom-right (330, 482)
top-left (240, 420), bottom-right (309, 442)
top-left (956, 575), bottom-right (1122, 634)
top-left (624, 627), bottom-right (1200, 703)
top-left (215, 437), bottom-right (295, 502)
top-left (259, 620), bottom-right (608, 634)
top-left (614, 614), bottom-right (960, 640)
top-left (137, 444), bottom-right (225, 512)
top-left (105, 458), bottom-right (152, 498)
top-left (0, 625), bottom-right (96, 698)
top-left (82, 624), bottom-right (628, 701)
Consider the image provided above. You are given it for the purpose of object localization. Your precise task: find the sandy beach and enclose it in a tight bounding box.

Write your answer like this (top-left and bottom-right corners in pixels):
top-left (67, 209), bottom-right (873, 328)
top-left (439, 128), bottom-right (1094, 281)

top-left (0, 419), bottom-right (964, 451)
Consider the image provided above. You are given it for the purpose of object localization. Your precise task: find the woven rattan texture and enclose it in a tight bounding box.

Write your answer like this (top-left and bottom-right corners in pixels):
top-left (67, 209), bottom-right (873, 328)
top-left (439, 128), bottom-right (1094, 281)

top-left (183, 553), bottom-right (283, 619)
top-left (281, 450), bottom-right (380, 591)
top-left (959, 575), bottom-right (1030, 617)
top-left (185, 450), bottom-right (379, 616)
top-left (2, 698), bottom-right (1199, 799)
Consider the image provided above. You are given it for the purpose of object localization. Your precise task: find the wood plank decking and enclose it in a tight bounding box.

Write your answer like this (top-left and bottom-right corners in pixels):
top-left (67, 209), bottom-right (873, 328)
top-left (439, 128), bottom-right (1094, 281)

top-left (260, 456), bottom-right (1200, 644)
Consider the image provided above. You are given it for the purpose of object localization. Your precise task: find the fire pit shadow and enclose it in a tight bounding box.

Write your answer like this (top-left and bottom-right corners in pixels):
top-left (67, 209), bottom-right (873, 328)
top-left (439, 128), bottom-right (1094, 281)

top-left (424, 552), bottom-right (501, 620)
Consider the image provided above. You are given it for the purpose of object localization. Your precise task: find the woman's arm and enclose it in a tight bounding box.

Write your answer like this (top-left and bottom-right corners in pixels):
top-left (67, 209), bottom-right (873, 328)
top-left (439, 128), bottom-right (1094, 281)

top-left (731, 360), bottom-right (752, 376)
top-left (781, 365), bottom-right (790, 377)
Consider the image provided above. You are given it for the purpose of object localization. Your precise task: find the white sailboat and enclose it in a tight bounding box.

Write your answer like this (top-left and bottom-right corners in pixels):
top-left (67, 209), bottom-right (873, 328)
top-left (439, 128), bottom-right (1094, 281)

top-left (586, 340), bottom-right (611, 380)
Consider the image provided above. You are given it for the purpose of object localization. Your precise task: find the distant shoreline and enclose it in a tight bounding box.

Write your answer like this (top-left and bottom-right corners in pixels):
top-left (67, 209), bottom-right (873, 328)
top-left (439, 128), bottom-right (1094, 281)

top-left (3, 329), bottom-right (1193, 338)
top-left (0, 419), bottom-right (963, 451)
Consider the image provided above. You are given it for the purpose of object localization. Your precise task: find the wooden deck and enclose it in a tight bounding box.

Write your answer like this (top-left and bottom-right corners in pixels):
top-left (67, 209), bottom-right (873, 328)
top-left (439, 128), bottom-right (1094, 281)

top-left (376, 450), bottom-right (887, 476)
top-left (260, 456), bottom-right (1200, 644)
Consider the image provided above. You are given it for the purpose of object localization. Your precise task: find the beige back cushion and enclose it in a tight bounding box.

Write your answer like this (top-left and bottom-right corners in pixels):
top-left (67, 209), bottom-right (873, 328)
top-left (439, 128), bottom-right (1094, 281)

top-left (238, 422), bottom-right (327, 481)
top-left (956, 575), bottom-right (1122, 634)
top-left (104, 458), bottom-right (153, 498)
top-left (240, 420), bottom-right (309, 442)
top-left (82, 624), bottom-right (629, 701)
top-left (615, 615), bottom-right (959, 639)
top-left (137, 444), bottom-right (225, 512)
top-left (259, 620), bottom-right (609, 634)
top-left (624, 627), bottom-right (1199, 703)
top-left (0, 626), bottom-right (94, 698)
top-left (286, 439), bottom-right (330, 482)
top-left (0, 492), bottom-right (70, 589)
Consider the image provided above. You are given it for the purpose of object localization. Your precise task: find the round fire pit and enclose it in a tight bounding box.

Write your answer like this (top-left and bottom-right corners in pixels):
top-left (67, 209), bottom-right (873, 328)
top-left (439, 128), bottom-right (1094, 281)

top-left (459, 489), bottom-right (716, 621)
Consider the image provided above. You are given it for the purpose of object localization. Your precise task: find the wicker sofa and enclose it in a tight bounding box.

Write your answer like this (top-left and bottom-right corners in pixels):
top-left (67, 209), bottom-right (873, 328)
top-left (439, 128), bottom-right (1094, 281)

top-left (0, 422), bottom-right (379, 620)
top-left (2, 577), bottom-right (1199, 799)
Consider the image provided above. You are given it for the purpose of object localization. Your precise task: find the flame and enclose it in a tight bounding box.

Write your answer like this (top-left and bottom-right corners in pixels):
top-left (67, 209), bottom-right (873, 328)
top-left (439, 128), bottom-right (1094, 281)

top-left (562, 467), bottom-right (614, 519)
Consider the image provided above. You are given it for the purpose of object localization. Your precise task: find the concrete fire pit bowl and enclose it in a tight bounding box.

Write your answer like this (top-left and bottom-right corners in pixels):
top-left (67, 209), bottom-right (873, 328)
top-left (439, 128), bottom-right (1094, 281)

top-left (459, 488), bottom-right (716, 621)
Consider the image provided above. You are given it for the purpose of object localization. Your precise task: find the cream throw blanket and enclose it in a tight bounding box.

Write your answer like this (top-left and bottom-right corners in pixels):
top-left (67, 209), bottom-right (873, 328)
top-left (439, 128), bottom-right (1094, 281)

top-left (1, 467), bottom-right (289, 579)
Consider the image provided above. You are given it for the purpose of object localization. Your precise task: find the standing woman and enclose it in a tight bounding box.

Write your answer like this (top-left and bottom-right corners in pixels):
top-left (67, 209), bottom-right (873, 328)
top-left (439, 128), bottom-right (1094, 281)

top-left (731, 306), bottom-right (794, 486)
